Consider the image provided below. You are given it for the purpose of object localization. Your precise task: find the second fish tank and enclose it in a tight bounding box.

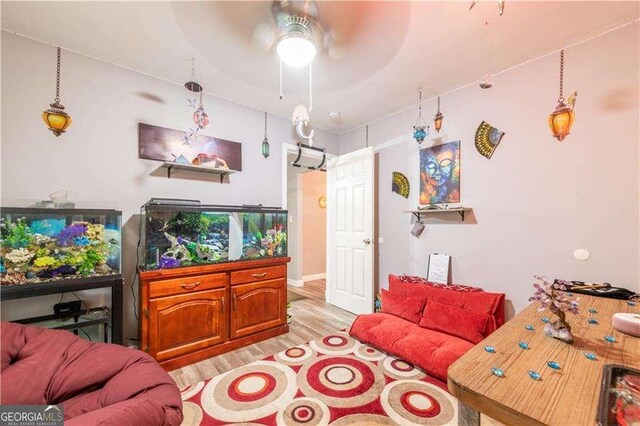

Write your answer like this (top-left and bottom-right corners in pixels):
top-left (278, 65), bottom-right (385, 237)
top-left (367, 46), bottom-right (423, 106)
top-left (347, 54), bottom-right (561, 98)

top-left (0, 207), bottom-right (122, 286)
top-left (141, 199), bottom-right (287, 270)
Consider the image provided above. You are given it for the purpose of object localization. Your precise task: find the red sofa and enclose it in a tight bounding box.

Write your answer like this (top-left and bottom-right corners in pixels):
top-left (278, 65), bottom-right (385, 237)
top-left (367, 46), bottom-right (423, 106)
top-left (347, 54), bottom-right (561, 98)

top-left (349, 274), bottom-right (505, 384)
top-left (1, 322), bottom-right (182, 426)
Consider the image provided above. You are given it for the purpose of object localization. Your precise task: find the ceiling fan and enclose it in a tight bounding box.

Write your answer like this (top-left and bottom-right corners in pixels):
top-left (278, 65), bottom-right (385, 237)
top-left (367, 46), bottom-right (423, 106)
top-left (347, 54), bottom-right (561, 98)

top-left (252, 0), bottom-right (347, 67)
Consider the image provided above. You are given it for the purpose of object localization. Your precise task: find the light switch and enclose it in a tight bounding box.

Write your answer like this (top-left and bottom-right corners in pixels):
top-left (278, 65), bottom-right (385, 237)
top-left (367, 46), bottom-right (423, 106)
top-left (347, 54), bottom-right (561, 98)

top-left (574, 249), bottom-right (590, 261)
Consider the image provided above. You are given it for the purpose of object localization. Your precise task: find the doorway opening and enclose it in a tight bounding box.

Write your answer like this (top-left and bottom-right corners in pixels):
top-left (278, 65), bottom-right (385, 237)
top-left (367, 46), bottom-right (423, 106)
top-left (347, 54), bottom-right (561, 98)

top-left (285, 150), bottom-right (327, 300)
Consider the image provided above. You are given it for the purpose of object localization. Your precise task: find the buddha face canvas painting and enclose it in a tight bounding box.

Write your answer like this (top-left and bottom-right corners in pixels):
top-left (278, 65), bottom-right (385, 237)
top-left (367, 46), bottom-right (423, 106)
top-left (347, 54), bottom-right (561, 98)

top-left (419, 141), bottom-right (460, 205)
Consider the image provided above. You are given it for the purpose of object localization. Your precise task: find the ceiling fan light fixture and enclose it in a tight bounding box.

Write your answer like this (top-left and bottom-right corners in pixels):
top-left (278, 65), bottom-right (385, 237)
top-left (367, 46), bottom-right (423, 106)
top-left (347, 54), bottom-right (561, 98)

top-left (276, 33), bottom-right (316, 67)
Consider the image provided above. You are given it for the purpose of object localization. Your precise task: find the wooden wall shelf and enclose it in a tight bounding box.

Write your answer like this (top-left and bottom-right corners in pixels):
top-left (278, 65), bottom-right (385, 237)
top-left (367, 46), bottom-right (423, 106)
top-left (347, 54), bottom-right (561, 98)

top-left (404, 207), bottom-right (472, 221)
top-left (159, 162), bottom-right (237, 182)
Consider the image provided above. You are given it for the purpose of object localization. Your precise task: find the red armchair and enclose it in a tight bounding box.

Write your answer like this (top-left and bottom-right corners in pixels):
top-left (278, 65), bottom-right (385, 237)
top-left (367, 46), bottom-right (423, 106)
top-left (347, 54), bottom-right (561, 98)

top-left (1, 322), bottom-right (182, 426)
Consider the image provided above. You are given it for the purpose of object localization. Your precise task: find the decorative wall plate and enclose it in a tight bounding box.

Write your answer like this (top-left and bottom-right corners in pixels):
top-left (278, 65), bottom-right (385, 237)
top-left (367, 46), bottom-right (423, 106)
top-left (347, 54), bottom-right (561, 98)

top-left (475, 121), bottom-right (505, 159)
top-left (392, 172), bottom-right (410, 198)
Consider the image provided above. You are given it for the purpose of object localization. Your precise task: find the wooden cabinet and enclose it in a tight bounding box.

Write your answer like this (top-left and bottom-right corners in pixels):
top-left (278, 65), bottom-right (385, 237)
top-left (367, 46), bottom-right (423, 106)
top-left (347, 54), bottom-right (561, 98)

top-left (230, 279), bottom-right (286, 339)
top-left (139, 258), bottom-right (290, 370)
top-left (149, 288), bottom-right (227, 362)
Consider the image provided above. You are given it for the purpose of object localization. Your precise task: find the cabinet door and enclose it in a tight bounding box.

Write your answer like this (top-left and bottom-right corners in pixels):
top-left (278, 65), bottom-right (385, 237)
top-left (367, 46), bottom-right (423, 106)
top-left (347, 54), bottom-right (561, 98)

top-left (149, 288), bottom-right (228, 362)
top-left (230, 279), bottom-right (286, 339)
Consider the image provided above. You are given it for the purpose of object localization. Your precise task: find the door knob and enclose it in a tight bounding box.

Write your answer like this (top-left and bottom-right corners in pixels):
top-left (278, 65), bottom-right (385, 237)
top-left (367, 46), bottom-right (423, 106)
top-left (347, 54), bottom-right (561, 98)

top-left (363, 238), bottom-right (371, 245)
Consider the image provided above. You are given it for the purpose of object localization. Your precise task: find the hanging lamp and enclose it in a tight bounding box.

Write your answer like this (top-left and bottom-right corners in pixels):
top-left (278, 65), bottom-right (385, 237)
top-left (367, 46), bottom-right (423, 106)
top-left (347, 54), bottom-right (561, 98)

top-left (262, 111), bottom-right (270, 158)
top-left (412, 87), bottom-right (429, 144)
top-left (434, 96), bottom-right (444, 133)
top-left (548, 50), bottom-right (577, 142)
top-left (42, 47), bottom-right (72, 136)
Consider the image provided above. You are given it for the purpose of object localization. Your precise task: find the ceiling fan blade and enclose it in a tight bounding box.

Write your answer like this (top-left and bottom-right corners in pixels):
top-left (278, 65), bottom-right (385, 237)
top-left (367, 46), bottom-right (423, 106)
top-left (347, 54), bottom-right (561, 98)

top-left (469, 0), bottom-right (479, 11)
top-left (251, 21), bottom-right (277, 54)
top-left (498, 0), bottom-right (505, 15)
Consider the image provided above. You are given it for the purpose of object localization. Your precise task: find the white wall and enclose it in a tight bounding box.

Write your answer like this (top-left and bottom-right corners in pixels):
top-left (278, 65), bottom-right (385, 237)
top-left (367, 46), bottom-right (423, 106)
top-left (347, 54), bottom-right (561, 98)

top-left (0, 33), bottom-right (339, 341)
top-left (339, 23), bottom-right (640, 316)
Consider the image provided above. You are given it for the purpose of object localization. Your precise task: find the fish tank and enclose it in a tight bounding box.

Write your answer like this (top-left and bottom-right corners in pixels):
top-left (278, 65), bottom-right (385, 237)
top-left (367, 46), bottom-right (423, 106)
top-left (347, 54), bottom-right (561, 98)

top-left (0, 207), bottom-right (122, 286)
top-left (141, 199), bottom-right (287, 270)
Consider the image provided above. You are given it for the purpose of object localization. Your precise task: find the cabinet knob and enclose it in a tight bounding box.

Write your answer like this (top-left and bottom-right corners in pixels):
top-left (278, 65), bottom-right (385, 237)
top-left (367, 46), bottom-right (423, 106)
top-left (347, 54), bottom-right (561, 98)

top-left (252, 273), bottom-right (268, 279)
top-left (181, 281), bottom-right (201, 290)
top-left (232, 294), bottom-right (237, 310)
top-left (221, 296), bottom-right (225, 313)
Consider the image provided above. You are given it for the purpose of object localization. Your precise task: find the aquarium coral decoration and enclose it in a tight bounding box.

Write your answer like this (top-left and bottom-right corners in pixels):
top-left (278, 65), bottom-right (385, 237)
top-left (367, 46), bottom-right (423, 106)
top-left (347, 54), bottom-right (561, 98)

top-left (529, 275), bottom-right (580, 343)
top-left (1, 217), bottom-right (118, 286)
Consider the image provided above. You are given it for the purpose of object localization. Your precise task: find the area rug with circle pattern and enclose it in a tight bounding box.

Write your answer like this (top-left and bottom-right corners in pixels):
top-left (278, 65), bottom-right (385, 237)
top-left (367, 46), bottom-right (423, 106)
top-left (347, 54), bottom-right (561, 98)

top-left (179, 331), bottom-right (459, 425)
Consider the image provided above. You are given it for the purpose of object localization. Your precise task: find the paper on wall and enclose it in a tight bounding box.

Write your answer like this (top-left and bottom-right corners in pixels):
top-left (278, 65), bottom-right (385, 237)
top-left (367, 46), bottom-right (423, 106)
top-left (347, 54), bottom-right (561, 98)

top-left (427, 253), bottom-right (451, 284)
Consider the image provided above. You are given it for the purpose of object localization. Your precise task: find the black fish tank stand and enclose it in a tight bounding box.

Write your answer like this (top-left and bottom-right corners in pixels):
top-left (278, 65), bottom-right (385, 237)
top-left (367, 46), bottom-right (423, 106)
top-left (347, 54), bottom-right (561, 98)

top-left (0, 275), bottom-right (124, 344)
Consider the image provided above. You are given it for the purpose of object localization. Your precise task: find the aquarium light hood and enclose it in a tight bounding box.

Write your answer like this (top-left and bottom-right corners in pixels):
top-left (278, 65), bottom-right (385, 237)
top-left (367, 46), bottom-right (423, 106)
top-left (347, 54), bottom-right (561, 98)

top-left (143, 199), bottom-right (283, 211)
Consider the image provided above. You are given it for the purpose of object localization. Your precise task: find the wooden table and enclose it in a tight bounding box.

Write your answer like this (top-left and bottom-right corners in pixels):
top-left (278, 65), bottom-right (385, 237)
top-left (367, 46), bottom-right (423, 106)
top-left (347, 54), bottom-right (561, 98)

top-left (448, 295), bottom-right (639, 425)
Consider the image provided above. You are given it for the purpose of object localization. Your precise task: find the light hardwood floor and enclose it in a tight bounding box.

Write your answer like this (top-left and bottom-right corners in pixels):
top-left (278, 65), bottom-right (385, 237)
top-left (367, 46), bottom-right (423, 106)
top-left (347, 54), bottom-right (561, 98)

top-left (169, 280), bottom-right (356, 389)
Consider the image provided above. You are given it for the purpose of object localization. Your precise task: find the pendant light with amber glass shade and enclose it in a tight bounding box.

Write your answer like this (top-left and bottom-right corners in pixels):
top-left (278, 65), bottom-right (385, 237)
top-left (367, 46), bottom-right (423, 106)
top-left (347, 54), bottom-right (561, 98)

top-left (42, 47), bottom-right (72, 137)
top-left (548, 50), bottom-right (577, 142)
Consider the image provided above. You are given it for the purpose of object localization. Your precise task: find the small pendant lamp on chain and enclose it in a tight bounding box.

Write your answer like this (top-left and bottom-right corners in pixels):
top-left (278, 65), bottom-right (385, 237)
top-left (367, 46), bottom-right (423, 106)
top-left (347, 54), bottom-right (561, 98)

top-left (412, 87), bottom-right (429, 144)
top-left (365, 124), bottom-right (369, 148)
top-left (434, 96), bottom-right (444, 133)
top-left (262, 111), bottom-right (270, 158)
top-left (42, 47), bottom-right (72, 136)
top-left (548, 50), bottom-right (577, 142)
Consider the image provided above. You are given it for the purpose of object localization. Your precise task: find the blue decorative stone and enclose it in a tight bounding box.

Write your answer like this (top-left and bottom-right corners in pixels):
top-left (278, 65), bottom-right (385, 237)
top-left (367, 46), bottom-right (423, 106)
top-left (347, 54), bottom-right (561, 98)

top-left (541, 317), bottom-right (550, 323)
top-left (604, 335), bottom-right (616, 343)
top-left (584, 352), bottom-right (597, 361)
top-left (528, 371), bottom-right (541, 381)
top-left (588, 308), bottom-right (598, 314)
top-left (484, 346), bottom-right (496, 353)
top-left (587, 318), bottom-right (599, 324)
top-left (525, 325), bottom-right (535, 331)
top-left (628, 301), bottom-right (637, 306)
top-left (518, 341), bottom-right (530, 350)
top-left (547, 361), bottom-right (561, 370)
top-left (491, 367), bottom-right (505, 378)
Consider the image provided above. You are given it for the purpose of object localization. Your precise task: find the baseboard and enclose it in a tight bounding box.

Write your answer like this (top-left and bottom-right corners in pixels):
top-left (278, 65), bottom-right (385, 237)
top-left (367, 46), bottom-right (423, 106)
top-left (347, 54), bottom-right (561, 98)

top-left (287, 278), bottom-right (304, 287)
top-left (303, 273), bottom-right (326, 282)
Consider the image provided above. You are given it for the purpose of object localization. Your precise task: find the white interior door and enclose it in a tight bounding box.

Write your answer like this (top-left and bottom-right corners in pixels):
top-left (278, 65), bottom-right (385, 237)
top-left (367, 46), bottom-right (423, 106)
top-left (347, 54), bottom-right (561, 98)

top-left (327, 147), bottom-right (374, 314)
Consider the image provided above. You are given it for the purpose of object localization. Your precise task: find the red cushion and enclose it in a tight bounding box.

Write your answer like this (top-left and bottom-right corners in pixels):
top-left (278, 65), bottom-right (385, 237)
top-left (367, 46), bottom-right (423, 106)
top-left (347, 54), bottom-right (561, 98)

top-left (419, 300), bottom-right (490, 344)
top-left (349, 313), bottom-right (474, 382)
top-left (381, 289), bottom-right (425, 324)
top-left (388, 274), bottom-right (505, 336)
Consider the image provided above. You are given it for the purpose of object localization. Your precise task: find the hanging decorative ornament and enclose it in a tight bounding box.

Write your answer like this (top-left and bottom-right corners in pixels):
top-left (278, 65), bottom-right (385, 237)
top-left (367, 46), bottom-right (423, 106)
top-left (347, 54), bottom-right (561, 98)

top-left (412, 87), bottom-right (429, 144)
top-left (548, 50), bottom-right (577, 142)
top-left (475, 121), bottom-right (505, 159)
top-left (292, 103), bottom-right (314, 146)
top-left (262, 111), bottom-right (270, 158)
top-left (469, 0), bottom-right (505, 16)
top-left (392, 172), bottom-right (410, 198)
top-left (193, 91), bottom-right (209, 130)
top-left (433, 96), bottom-right (444, 133)
top-left (184, 58), bottom-right (206, 142)
top-left (42, 47), bottom-right (72, 137)
top-left (479, 73), bottom-right (494, 89)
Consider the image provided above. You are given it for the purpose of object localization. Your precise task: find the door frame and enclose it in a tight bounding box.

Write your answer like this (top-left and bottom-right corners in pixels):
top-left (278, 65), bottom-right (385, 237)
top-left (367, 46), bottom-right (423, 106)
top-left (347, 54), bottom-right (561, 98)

top-left (281, 143), bottom-right (336, 298)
